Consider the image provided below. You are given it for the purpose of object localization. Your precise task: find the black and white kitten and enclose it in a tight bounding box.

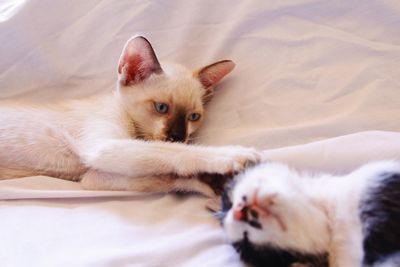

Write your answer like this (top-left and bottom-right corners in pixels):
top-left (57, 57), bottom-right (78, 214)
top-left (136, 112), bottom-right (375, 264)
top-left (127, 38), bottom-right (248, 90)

top-left (220, 161), bottom-right (400, 267)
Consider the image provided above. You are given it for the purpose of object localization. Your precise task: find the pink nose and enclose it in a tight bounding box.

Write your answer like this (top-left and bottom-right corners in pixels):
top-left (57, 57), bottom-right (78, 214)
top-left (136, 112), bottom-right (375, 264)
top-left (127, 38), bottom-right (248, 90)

top-left (233, 206), bottom-right (246, 221)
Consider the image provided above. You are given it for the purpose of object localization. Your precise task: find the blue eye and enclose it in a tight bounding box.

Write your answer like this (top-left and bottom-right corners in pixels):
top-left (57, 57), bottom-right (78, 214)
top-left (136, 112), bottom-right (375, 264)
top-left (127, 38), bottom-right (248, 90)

top-left (188, 113), bottom-right (201, 121)
top-left (154, 102), bottom-right (169, 114)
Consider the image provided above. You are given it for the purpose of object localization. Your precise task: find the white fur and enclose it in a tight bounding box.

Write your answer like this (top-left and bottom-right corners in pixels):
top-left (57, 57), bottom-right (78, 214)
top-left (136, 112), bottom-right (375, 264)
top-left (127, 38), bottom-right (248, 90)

top-left (223, 160), bottom-right (400, 267)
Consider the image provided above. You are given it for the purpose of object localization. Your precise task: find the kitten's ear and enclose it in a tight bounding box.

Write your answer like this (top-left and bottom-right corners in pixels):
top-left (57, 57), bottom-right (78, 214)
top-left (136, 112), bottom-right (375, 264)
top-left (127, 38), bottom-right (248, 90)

top-left (195, 60), bottom-right (235, 103)
top-left (118, 36), bottom-right (163, 86)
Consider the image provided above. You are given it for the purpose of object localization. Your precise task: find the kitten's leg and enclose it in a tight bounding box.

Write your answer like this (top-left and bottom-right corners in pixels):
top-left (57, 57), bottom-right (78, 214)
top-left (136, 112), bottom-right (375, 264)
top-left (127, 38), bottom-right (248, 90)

top-left (329, 225), bottom-right (363, 267)
top-left (81, 169), bottom-right (217, 198)
top-left (81, 139), bottom-right (260, 178)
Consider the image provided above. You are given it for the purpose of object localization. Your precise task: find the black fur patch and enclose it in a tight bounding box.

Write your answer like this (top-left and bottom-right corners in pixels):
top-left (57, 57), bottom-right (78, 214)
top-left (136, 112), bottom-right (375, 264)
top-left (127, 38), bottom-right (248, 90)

top-left (248, 219), bottom-right (262, 229)
top-left (233, 232), bottom-right (328, 267)
top-left (360, 172), bottom-right (400, 265)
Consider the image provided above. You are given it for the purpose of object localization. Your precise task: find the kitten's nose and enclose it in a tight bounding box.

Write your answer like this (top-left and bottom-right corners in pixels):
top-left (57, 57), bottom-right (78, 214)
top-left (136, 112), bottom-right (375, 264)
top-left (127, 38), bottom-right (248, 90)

top-left (167, 112), bottom-right (187, 142)
top-left (233, 205), bottom-right (248, 221)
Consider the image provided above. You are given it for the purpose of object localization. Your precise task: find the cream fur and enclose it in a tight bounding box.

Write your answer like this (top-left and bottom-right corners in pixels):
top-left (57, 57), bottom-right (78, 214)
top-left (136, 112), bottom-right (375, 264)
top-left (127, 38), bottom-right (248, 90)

top-left (0, 36), bottom-right (260, 197)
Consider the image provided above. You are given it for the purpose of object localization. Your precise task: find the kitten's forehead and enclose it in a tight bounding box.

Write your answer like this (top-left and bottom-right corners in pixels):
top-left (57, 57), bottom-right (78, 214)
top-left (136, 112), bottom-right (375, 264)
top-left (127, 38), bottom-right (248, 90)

top-left (233, 163), bottom-right (293, 201)
top-left (160, 63), bottom-right (205, 109)
top-left (162, 62), bottom-right (192, 76)
top-left (121, 62), bottom-right (206, 111)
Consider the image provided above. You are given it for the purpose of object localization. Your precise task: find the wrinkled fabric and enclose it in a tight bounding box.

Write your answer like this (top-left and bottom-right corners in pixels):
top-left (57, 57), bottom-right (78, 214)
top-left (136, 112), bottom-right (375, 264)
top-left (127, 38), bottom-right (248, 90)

top-left (0, 0), bottom-right (400, 266)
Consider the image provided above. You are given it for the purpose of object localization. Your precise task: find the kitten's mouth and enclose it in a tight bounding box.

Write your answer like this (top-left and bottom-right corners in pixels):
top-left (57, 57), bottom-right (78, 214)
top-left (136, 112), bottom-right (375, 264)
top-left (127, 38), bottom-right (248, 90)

top-left (233, 190), bottom-right (287, 232)
top-left (137, 134), bottom-right (187, 143)
top-left (165, 137), bottom-right (188, 143)
top-left (163, 135), bottom-right (190, 143)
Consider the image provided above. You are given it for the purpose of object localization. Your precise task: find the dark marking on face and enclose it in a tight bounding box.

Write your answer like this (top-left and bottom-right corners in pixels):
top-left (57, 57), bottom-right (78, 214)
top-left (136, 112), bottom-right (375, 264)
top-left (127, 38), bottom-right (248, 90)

top-left (248, 220), bottom-right (262, 229)
top-left (166, 108), bottom-right (187, 142)
top-left (250, 209), bottom-right (259, 220)
top-left (360, 172), bottom-right (400, 266)
top-left (233, 234), bottom-right (328, 267)
top-left (234, 205), bottom-right (262, 229)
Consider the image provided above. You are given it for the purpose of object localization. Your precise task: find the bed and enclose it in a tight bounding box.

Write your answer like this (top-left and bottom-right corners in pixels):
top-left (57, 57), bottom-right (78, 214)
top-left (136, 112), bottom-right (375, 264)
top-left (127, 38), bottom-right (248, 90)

top-left (1, 0), bottom-right (400, 266)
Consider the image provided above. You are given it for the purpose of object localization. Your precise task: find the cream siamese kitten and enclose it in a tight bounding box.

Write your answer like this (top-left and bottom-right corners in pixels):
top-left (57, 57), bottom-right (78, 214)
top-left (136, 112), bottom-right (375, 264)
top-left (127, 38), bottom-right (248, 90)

top-left (221, 161), bottom-right (400, 267)
top-left (0, 36), bottom-right (260, 197)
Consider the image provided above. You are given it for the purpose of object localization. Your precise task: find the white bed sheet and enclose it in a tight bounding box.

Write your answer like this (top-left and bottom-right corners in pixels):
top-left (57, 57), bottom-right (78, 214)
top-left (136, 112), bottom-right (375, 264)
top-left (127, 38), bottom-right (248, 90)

top-left (1, 0), bottom-right (400, 266)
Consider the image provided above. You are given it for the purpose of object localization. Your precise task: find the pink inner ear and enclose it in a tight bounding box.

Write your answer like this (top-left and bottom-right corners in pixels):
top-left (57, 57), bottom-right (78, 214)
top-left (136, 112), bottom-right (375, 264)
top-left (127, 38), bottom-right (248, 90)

top-left (118, 53), bottom-right (143, 84)
top-left (118, 36), bottom-right (162, 86)
top-left (198, 60), bottom-right (235, 88)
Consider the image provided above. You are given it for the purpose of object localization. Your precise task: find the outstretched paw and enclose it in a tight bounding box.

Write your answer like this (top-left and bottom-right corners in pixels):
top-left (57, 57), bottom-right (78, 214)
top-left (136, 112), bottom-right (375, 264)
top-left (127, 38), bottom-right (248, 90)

top-left (203, 146), bottom-right (262, 175)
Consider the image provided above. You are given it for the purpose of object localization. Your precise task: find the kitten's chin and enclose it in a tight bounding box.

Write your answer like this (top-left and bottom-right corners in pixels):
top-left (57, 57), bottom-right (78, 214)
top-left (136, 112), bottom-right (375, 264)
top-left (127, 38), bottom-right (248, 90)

top-left (163, 137), bottom-right (189, 144)
top-left (137, 132), bottom-right (189, 143)
top-left (165, 139), bottom-right (189, 144)
top-left (150, 136), bottom-right (189, 143)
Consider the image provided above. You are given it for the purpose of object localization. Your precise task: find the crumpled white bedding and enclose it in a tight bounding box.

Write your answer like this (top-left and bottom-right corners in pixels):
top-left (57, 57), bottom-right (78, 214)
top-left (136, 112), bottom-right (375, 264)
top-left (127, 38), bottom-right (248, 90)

top-left (1, 0), bottom-right (400, 266)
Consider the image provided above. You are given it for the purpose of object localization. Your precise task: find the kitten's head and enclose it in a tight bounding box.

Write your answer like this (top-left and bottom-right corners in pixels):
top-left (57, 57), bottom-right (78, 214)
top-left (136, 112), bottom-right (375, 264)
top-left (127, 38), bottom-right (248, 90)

top-left (116, 36), bottom-right (235, 143)
top-left (220, 163), bottom-right (330, 267)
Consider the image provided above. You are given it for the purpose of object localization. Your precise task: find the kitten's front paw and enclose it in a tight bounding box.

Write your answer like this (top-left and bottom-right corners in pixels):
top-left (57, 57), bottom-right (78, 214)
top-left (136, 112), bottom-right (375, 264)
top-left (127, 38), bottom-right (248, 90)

top-left (205, 146), bottom-right (261, 175)
top-left (176, 146), bottom-right (261, 177)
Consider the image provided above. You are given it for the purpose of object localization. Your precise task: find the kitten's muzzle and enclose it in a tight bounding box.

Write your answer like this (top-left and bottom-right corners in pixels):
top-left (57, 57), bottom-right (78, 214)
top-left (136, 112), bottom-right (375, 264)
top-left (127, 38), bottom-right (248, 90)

top-left (166, 111), bottom-right (187, 142)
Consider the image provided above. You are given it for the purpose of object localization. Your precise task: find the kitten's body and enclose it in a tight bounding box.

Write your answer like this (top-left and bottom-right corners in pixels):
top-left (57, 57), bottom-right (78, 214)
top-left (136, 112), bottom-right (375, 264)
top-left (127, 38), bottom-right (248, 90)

top-left (0, 36), bottom-right (260, 197)
top-left (221, 161), bottom-right (400, 267)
